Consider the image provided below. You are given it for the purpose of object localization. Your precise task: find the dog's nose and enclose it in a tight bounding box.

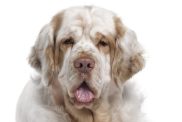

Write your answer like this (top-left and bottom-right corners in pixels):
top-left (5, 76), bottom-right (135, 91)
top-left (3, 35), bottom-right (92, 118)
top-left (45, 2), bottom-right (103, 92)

top-left (74, 58), bottom-right (95, 73)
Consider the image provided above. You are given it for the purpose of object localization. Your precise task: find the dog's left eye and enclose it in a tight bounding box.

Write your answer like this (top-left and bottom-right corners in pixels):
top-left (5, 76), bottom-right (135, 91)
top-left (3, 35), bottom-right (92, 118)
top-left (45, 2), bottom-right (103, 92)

top-left (63, 38), bottom-right (75, 45)
top-left (98, 40), bottom-right (108, 47)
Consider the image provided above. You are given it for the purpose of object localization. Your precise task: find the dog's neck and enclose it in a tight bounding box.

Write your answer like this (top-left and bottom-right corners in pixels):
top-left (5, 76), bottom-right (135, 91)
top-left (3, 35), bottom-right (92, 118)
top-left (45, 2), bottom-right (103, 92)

top-left (49, 80), bottom-right (122, 122)
top-left (64, 98), bottom-right (112, 122)
top-left (49, 79), bottom-right (65, 105)
top-left (63, 84), bottom-right (121, 122)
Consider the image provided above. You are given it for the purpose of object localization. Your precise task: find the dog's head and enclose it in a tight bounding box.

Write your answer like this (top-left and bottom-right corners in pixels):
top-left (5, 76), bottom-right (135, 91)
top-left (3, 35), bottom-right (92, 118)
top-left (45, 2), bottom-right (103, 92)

top-left (29, 6), bottom-right (144, 109)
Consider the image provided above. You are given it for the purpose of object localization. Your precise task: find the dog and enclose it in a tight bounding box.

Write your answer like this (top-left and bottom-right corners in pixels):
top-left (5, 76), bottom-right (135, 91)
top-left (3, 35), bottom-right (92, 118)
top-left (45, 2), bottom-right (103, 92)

top-left (16, 6), bottom-right (145, 122)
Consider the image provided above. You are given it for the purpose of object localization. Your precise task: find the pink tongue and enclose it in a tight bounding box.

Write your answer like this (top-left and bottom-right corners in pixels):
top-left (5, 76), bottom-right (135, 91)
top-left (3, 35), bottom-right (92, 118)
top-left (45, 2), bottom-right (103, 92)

top-left (75, 84), bottom-right (94, 103)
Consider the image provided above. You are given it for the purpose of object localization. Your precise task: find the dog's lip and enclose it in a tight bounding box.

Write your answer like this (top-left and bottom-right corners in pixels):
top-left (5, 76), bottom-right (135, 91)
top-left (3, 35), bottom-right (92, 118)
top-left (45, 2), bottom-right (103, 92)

top-left (72, 81), bottom-right (97, 95)
top-left (71, 81), bottom-right (97, 104)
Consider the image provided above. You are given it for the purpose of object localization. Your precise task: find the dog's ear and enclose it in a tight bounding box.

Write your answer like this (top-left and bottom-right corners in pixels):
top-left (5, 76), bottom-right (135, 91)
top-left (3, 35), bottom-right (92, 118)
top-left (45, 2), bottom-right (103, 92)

top-left (29, 25), bottom-right (53, 71)
top-left (28, 12), bottom-right (64, 86)
top-left (112, 17), bottom-right (145, 84)
top-left (28, 24), bottom-right (57, 86)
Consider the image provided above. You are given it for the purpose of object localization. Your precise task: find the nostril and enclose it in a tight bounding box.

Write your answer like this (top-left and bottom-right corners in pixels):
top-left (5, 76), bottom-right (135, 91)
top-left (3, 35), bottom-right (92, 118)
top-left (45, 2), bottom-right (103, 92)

top-left (74, 58), bottom-right (95, 73)
top-left (80, 63), bottom-right (83, 68)
top-left (74, 61), bottom-right (82, 68)
top-left (87, 62), bottom-right (94, 68)
top-left (87, 63), bottom-right (90, 68)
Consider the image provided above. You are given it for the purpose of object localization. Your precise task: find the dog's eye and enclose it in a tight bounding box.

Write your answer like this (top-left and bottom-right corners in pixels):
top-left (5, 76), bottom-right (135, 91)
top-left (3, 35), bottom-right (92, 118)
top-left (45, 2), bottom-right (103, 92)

top-left (98, 40), bottom-right (108, 47)
top-left (63, 38), bottom-right (75, 45)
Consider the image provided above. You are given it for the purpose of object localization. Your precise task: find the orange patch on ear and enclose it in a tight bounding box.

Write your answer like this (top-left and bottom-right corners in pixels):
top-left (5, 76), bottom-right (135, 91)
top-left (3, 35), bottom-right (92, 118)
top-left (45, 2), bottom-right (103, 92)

top-left (28, 47), bottom-right (41, 71)
top-left (42, 11), bottom-right (65, 73)
top-left (55, 44), bottom-right (64, 72)
top-left (51, 12), bottom-right (64, 40)
top-left (28, 12), bottom-right (65, 87)
top-left (51, 11), bottom-right (65, 72)
top-left (114, 17), bottom-right (126, 39)
top-left (112, 16), bottom-right (144, 84)
top-left (129, 53), bottom-right (145, 75)
top-left (45, 44), bottom-right (64, 86)
top-left (45, 45), bottom-right (55, 71)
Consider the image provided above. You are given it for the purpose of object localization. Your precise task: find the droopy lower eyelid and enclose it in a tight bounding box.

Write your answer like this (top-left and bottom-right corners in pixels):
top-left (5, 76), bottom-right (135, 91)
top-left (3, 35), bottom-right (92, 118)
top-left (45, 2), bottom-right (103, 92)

top-left (63, 38), bottom-right (75, 45)
top-left (98, 40), bottom-right (108, 47)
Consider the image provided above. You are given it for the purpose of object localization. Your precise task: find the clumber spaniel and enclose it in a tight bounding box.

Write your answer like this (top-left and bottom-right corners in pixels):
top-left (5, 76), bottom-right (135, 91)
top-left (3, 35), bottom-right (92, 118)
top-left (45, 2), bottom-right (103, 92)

top-left (16, 6), bottom-right (145, 122)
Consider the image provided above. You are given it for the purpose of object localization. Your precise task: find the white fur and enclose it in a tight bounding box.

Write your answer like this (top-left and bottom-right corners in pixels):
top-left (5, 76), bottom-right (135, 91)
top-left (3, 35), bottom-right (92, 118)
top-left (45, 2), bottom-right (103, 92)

top-left (16, 6), bottom-right (145, 122)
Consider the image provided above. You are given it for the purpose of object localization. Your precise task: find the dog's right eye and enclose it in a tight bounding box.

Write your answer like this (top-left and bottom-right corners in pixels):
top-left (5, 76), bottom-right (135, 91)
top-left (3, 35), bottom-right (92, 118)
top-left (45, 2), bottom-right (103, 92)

top-left (98, 40), bottom-right (108, 47)
top-left (63, 38), bottom-right (75, 45)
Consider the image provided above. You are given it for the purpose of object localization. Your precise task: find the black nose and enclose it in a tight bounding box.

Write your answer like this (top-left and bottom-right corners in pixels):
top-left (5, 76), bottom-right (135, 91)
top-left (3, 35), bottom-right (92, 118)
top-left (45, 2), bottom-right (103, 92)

top-left (74, 58), bottom-right (95, 73)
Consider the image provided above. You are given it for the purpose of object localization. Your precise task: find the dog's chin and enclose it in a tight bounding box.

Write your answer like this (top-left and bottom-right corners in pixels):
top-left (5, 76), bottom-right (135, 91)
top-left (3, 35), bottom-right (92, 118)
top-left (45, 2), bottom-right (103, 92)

top-left (68, 81), bottom-right (98, 109)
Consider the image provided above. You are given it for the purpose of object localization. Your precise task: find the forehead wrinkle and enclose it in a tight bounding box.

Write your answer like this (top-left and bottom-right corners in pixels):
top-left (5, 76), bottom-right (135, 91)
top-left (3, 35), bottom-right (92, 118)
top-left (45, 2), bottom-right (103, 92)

top-left (57, 24), bottom-right (83, 42)
top-left (72, 9), bottom-right (93, 40)
top-left (59, 14), bottom-right (92, 41)
top-left (59, 7), bottom-right (116, 43)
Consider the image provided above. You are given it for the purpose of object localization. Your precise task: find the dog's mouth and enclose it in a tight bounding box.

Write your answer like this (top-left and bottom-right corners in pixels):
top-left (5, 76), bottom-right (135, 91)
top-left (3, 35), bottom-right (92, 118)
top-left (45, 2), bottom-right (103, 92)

top-left (74, 82), bottom-right (95, 104)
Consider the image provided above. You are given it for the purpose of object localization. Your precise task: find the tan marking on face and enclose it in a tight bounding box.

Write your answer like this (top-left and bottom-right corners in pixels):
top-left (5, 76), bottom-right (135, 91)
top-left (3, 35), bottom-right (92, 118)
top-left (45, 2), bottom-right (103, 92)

top-left (45, 45), bottom-right (55, 71)
top-left (42, 12), bottom-right (65, 87)
top-left (94, 32), bottom-right (115, 56)
top-left (114, 17), bottom-right (126, 38)
top-left (106, 34), bottom-right (116, 65)
top-left (50, 12), bottom-right (65, 72)
top-left (58, 38), bottom-right (73, 53)
top-left (51, 12), bottom-right (64, 41)
top-left (54, 44), bottom-right (64, 72)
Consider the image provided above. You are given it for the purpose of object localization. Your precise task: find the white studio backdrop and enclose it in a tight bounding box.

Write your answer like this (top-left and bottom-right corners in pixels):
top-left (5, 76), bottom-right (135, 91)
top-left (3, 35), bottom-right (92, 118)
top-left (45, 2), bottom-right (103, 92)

top-left (0, 0), bottom-right (182, 122)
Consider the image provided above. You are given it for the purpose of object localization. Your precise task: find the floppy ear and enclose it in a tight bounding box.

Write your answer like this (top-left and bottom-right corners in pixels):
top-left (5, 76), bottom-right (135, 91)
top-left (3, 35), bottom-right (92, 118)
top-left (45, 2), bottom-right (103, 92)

top-left (28, 24), bottom-right (56, 86)
top-left (29, 12), bottom-right (64, 86)
top-left (112, 18), bottom-right (145, 84)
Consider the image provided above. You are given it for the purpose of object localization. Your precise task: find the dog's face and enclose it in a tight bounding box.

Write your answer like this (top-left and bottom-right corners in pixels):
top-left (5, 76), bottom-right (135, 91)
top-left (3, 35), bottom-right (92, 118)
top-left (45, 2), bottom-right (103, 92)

top-left (57, 7), bottom-right (117, 109)
top-left (29, 6), bottom-right (144, 109)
